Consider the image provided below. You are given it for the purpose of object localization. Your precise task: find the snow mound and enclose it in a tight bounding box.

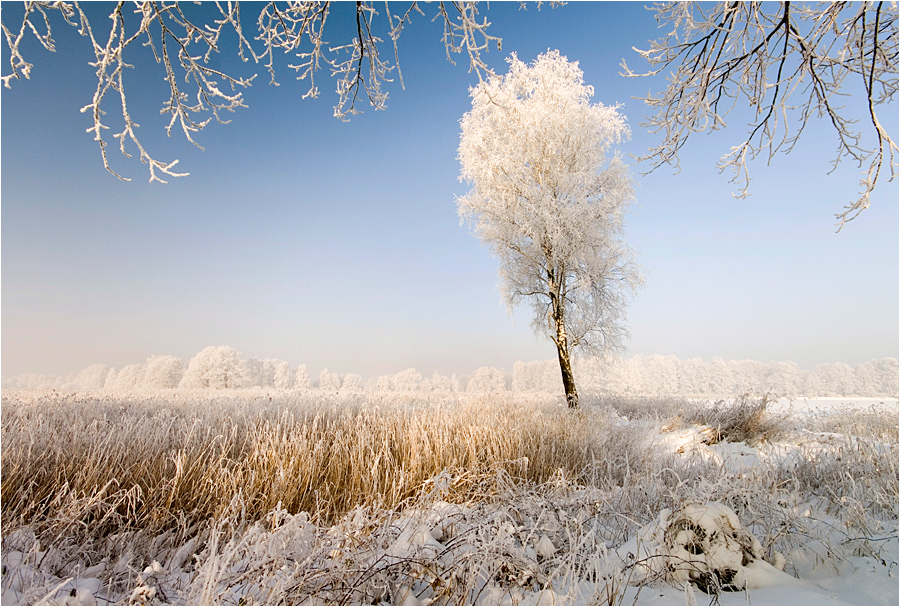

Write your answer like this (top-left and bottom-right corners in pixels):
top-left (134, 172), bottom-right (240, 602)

top-left (646, 502), bottom-right (769, 594)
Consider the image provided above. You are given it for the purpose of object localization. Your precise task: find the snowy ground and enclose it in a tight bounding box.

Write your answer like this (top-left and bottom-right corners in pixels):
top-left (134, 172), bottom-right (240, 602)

top-left (771, 396), bottom-right (899, 413)
top-left (1, 395), bottom-right (897, 605)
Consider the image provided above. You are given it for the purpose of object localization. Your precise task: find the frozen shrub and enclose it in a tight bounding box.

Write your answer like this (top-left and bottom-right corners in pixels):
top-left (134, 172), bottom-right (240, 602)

top-left (687, 395), bottom-right (786, 445)
top-left (645, 503), bottom-right (765, 594)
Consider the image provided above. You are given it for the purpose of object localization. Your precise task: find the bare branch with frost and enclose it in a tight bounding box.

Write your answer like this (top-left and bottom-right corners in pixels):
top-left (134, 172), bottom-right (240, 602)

top-left (621, 1), bottom-right (898, 230)
top-left (1, 1), bottom-right (512, 182)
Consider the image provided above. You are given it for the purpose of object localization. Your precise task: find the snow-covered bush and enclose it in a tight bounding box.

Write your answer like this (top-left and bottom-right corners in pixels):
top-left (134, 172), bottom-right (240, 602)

top-left (649, 503), bottom-right (765, 593)
top-left (686, 395), bottom-right (787, 445)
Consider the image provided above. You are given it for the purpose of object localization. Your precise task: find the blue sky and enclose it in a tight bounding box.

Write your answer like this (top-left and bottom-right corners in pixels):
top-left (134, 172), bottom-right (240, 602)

top-left (2, 2), bottom-right (898, 380)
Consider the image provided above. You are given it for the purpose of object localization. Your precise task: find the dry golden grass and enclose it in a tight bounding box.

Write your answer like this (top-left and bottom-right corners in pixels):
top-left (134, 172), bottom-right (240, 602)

top-left (1, 391), bottom-right (660, 542)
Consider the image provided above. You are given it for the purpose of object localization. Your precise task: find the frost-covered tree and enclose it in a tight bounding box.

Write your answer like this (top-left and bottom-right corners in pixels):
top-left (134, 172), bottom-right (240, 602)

top-left (62, 363), bottom-right (109, 391)
top-left (766, 361), bottom-right (802, 397)
top-left (294, 364), bottom-right (311, 391)
top-left (106, 363), bottom-right (146, 391)
top-left (272, 360), bottom-right (294, 390)
top-left (708, 357), bottom-right (733, 395)
top-left (466, 366), bottom-right (507, 393)
top-left (1, 1), bottom-right (508, 182)
top-left (458, 50), bottom-right (642, 408)
top-left (816, 362), bottom-right (855, 396)
top-left (642, 355), bottom-right (679, 396)
top-left (512, 361), bottom-right (543, 392)
top-left (143, 355), bottom-right (184, 389)
top-left (875, 357), bottom-right (899, 396)
top-left (622, 2), bottom-right (898, 229)
top-left (430, 372), bottom-right (454, 392)
top-left (318, 368), bottom-right (343, 391)
top-left (243, 358), bottom-right (267, 388)
top-left (342, 373), bottom-right (364, 393)
top-left (242, 357), bottom-right (292, 388)
top-left (179, 346), bottom-right (245, 389)
top-left (394, 368), bottom-right (423, 391)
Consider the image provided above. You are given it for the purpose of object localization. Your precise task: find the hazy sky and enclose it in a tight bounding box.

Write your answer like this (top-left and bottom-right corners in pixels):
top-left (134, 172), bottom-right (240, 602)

top-left (2, 2), bottom-right (898, 380)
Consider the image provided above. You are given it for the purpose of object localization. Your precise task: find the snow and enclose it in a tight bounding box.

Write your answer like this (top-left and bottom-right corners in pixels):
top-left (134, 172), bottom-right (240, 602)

top-left (771, 396), bottom-right (899, 414)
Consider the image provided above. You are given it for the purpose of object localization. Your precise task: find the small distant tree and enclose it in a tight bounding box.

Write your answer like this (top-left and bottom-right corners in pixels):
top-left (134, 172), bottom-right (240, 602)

top-left (272, 360), bottom-right (294, 390)
top-left (431, 372), bottom-right (453, 392)
top-left (342, 373), bottom-right (364, 392)
top-left (458, 50), bottom-right (642, 408)
top-left (318, 368), bottom-right (343, 391)
top-left (467, 366), bottom-right (507, 393)
top-left (876, 357), bottom-right (899, 396)
top-left (108, 363), bottom-right (146, 391)
top-left (242, 357), bottom-right (291, 387)
top-left (180, 346), bottom-right (245, 389)
top-left (64, 363), bottom-right (109, 391)
top-left (144, 355), bottom-right (184, 389)
top-left (243, 358), bottom-right (267, 387)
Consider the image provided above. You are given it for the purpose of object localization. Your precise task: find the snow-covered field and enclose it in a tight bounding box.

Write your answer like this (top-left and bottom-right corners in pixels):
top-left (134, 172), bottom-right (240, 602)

top-left (1, 392), bottom-right (896, 605)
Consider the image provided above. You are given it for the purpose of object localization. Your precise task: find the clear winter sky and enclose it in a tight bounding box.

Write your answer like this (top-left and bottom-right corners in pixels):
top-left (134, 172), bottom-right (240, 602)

top-left (2, 2), bottom-right (898, 381)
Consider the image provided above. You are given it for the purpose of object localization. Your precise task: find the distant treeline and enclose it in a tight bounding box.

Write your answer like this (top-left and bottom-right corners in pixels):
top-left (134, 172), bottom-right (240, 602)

top-left (3, 346), bottom-right (897, 397)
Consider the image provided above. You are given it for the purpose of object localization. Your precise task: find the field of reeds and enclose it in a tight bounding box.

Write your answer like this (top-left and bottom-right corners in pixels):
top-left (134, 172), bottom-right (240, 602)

top-left (1, 390), bottom-right (897, 605)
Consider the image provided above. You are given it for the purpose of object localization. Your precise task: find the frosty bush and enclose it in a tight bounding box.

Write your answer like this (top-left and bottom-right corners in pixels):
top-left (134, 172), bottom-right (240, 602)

top-left (651, 502), bottom-right (765, 593)
top-left (687, 395), bottom-right (787, 446)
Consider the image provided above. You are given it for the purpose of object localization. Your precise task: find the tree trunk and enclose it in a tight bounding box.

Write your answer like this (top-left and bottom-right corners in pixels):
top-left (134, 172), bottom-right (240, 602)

top-left (555, 336), bottom-right (579, 408)
top-left (552, 294), bottom-right (579, 408)
top-left (547, 266), bottom-right (579, 408)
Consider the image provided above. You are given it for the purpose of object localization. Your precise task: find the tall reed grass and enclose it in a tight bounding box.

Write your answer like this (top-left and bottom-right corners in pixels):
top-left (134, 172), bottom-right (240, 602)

top-left (1, 391), bottom-right (665, 541)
